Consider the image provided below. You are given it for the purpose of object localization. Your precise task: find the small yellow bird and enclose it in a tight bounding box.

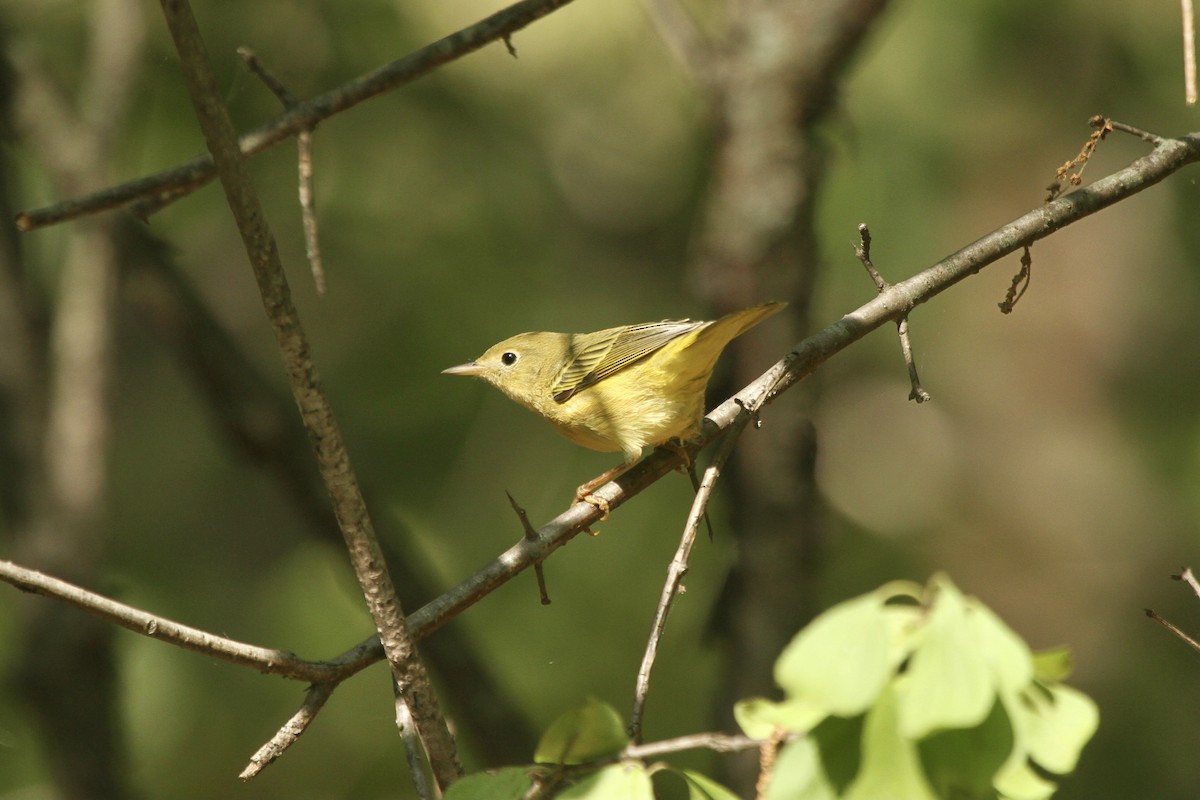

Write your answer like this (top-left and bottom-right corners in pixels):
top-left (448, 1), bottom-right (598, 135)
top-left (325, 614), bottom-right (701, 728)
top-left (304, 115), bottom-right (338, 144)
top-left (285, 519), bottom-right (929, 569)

top-left (443, 302), bottom-right (785, 503)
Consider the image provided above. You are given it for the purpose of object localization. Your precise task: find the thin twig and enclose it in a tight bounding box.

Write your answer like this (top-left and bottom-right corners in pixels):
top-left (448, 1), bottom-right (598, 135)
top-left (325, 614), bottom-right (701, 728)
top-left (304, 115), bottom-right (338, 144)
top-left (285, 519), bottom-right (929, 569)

top-left (1104, 117), bottom-right (1164, 146)
top-left (623, 730), bottom-right (780, 759)
top-left (296, 130), bottom-right (324, 294)
top-left (237, 47), bottom-right (326, 295)
top-left (855, 223), bottom-right (886, 291)
top-left (1176, 566), bottom-right (1200, 600)
top-left (545, 730), bottom-right (799, 783)
top-left (396, 690), bottom-right (437, 800)
top-left (14, 0), bottom-right (580, 232)
top-left (237, 47), bottom-right (298, 105)
top-left (1146, 608), bottom-right (1200, 655)
top-left (239, 682), bottom-right (335, 779)
top-left (157, 0), bottom-right (460, 788)
top-left (508, 491), bottom-right (552, 605)
top-left (628, 408), bottom-right (753, 743)
top-left (854, 224), bottom-right (929, 402)
top-left (1184, 0), bottom-right (1197, 106)
top-left (1146, 567), bottom-right (1200, 656)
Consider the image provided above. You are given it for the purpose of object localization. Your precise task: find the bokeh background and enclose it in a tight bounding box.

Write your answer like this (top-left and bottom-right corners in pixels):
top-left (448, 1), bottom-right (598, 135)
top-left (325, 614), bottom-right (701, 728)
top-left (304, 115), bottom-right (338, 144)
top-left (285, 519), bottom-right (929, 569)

top-left (2, 0), bottom-right (1199, 797)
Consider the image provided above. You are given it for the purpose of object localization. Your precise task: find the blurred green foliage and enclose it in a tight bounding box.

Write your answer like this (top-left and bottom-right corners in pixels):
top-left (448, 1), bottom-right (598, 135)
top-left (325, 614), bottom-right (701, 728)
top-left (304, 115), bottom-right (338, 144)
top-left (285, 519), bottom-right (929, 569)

top-left (2, 0), bottom-right (1200, 798)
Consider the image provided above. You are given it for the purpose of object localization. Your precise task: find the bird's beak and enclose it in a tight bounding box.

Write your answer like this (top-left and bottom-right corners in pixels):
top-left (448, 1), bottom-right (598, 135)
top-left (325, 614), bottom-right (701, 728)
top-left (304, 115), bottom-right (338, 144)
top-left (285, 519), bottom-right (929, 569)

top-left (442, 362), bottom-right (485, 377)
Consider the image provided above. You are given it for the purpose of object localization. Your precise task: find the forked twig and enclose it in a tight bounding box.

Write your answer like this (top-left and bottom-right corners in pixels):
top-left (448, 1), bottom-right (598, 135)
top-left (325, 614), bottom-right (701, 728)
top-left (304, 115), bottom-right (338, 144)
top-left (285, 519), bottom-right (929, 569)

top-left (1145, 567), bottom-right (1200, 656)
top-left (238, 47), bottom-right (326, 295)
top-left (854, 224), bottom-right (930, 402)
top-left (508, 491), bottom-right (552, 605)
top-left (14, 0), bottom-right (580, 232)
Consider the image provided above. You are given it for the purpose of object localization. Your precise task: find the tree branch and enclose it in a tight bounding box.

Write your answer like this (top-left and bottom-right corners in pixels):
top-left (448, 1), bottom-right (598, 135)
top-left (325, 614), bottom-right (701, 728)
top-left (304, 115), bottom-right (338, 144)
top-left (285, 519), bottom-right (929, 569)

top-left (3, 125), bottom-right (1196, 776)
top-left (14, 0), bottom-right (580, 232)
top-left (0, 559), bottom-right (377, 682)
top-left (157, 0), bottom-right (460, 790)
top-left (118, 221), bottom-right (536, 764)
top-left (629, 410), bottom-right (753, 743)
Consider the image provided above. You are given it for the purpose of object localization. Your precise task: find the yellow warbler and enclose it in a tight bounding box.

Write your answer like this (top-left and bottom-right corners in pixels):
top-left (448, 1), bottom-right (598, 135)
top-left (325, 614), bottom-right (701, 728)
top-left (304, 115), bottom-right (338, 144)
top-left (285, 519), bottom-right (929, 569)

top-left (443, 302), bottom-right (785, 499)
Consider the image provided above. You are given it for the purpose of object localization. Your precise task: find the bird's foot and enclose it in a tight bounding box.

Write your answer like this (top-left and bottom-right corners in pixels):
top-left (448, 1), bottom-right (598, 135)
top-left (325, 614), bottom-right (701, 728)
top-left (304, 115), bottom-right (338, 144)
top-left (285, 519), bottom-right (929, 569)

top-left (580, 493), bottom-right (611, 524)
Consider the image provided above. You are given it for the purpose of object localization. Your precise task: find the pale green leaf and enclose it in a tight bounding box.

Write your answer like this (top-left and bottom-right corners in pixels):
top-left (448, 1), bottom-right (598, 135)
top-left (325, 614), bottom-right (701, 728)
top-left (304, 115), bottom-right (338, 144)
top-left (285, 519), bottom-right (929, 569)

top-left (678, 768), bottom-right (741, 800)
top-left (735, 696), bottom-right (828, 739)
top-left (897, 579), bottom-right (994, 739)
top-left (763, 738), bottom-right (838, 800)
top-left (968, 599), bottom-right (1033, 693)
top-left (1022, 683), bottom-right (1099, 774)
top-left (534, 698), bottom-right (629, 765)
top-left (775, 592), bottom-right (892, 715)
top-left (558, 763), bottom-right (654, 799)
top-left (993, 753), bottom-right (1058, 800)
top-left (443, 767), bottom-right (533, 800)
top-left (882, 603), bottom-right (925, 669)
top-left (843, 685), bottom-right (938, 800)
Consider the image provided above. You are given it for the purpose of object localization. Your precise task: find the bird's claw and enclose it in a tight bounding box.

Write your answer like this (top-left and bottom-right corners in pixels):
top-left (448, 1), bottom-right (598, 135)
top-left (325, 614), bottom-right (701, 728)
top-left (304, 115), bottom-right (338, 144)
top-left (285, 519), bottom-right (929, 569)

top-left (581, 493), bottom-right (611, 523)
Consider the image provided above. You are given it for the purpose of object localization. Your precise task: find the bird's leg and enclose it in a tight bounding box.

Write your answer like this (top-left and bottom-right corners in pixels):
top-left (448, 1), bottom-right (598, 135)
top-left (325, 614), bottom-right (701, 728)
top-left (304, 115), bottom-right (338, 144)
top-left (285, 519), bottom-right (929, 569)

top-left (576, 462), bottom-right (634, 520)
top-left (657, 438), bottom-right (693, 471)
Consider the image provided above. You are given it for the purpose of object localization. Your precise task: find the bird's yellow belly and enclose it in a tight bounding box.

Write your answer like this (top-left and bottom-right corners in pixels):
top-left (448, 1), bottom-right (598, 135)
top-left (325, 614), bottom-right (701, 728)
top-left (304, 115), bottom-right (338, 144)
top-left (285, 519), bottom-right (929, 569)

top-left (544, 359), bottom-right (709, 462)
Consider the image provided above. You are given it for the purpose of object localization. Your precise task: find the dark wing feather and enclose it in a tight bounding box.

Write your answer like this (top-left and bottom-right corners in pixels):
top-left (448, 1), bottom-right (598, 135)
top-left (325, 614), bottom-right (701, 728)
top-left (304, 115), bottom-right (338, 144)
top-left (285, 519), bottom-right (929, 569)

top-left (551, 319), bottom-right (707, 402)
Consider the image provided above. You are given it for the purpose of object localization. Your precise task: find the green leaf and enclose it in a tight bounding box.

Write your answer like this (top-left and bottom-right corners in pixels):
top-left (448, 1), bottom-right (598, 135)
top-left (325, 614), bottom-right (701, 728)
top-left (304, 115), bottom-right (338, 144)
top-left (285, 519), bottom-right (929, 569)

top-left (735, 696), bottom-right (827, 739)
top-left (1031, 647), bottom-right (1074, 682)
top-left (534, 698), bottom-right (630, 765)
top-left (1022, 683), bottom-right (1099, 775)
top-left (558, 763), bottom-right (654, 799)
top-left (843, 685), bottom-right (938, 800)
top-left (968, 599), bottom-right (1033, 693)
top-left (775, 592), bottom-right (892, 715)
top-left (443, 767), bottom-right (533, 800)
top-left (811, 713), bottom-right (865, 791)
top-left (677, 768), bottom-right (741, 800)
top-left (993, 753), bottom-right (1058, 800)
top-left (897, 578), bottom-right (994, 739)
top-left (763, 738), bottom-right (838, 800)
top-left (918, 698), bottom-right (1014, 798)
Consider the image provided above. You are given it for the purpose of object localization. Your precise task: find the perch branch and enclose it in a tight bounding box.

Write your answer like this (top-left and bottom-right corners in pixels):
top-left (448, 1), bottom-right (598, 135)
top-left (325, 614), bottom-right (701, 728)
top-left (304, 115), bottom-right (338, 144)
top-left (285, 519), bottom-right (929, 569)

top-left (5, 123), bottom-right (1198, 772)
top-left (14, 0), bottom-right (580, 232)
top-left (157, 0), bottom-right (459, 789)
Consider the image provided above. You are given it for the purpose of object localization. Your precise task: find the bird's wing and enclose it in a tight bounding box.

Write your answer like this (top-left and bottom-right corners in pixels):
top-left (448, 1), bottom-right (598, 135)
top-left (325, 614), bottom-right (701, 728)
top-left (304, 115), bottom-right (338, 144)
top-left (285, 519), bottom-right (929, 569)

top-left (551, 319), bottom-right (707, 402)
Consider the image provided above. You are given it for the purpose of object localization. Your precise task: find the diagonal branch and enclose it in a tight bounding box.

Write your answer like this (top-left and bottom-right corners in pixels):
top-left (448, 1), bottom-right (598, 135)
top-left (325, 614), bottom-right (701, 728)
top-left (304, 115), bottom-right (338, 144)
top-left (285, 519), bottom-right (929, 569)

top-left (3, 125), bottom-right (1197, 775)
top-left (14, 0), bottom-right (579, 232)
top-left (157, 0), bottom-right (460, 791)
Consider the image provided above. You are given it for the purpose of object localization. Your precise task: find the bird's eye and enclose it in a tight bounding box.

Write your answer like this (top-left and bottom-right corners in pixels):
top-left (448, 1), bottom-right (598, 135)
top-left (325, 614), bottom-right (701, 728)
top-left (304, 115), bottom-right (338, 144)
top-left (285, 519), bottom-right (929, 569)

top-left (500, 351), bottom-right (518, 366)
